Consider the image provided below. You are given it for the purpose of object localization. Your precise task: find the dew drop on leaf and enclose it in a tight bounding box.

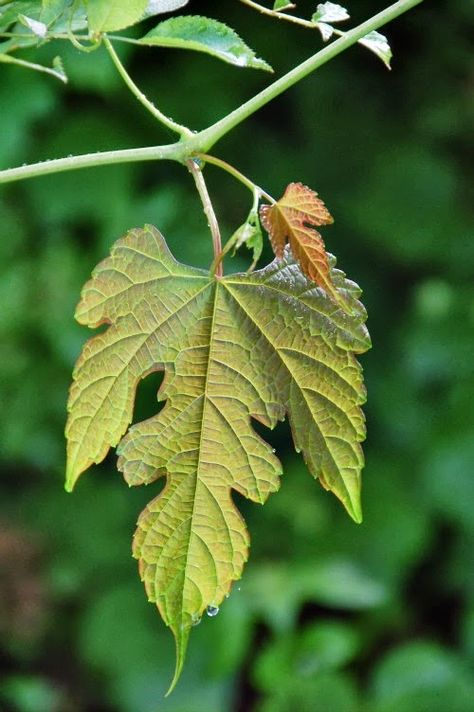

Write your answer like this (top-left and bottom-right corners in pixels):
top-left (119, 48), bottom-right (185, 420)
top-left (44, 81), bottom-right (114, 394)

top-left (206, 605), bottom-right (219, 617)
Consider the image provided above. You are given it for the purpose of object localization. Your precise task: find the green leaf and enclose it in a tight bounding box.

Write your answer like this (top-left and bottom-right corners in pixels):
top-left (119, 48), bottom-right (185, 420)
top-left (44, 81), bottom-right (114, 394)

top-left (18, 13), bottom-right (47, 37)
top-left (312, 2), bottom-right (350, 24)
top-left (139, 15), bottom-right (273, 71)
top-left (358, 30), bottom-right (392, 69)
top-left (143, 0), bottom-right (189, 19)
top-left (52, 53), bottom-right (67, 81)
top-left (273, 0), bottom-right (295, 11)
top-left (231, 208), bottom-right (263, 266)
top-left (318, 21), bottom-right (335, 41)
top-left (66, 225), bottom-right (369, 689)
top-left (0, 1), bottom-right (40, 32)
top-left (85, 0), bottom-right (148, 33)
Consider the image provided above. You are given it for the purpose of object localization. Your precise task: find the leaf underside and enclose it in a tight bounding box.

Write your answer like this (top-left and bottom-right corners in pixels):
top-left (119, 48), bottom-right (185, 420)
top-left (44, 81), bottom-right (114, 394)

top-left (66, 225), bottom-right (370, 690)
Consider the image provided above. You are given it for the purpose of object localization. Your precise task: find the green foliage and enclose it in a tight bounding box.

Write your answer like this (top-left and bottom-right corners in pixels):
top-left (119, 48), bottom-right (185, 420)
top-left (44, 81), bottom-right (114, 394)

top-left (0, 0), bottom-right (272, 81)
top-left (358, 30), bottom-right (393, 69)
top-left (66, 225), bottom-right (369, 685)
top-left (1, 0), bottom-right (472, 709)
top-left (273, 1), bottom-right (294, 11)
top-left (140, 16), bottom-right (273, 71)
top-left (85, 0), bottom-right (149, 33)
top-left (312, 3), bottom-right (350, 24)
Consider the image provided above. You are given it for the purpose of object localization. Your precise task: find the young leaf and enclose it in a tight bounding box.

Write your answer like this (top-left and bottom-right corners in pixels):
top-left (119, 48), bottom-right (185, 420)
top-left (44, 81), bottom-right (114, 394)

top-left (85, 0), bottom-right (148, 33)
top-left (273, 1), bottom-right (296, 10)
top-left (66, 225), bottom-right (369, 690)
top-left (231, 209), bottom-right (263, 266)
top-left (358, 30), bottom-right (392, 69)
top-left (260, 183), bottom-right (352, 312)
top-left (318, 21), bottom-right (335, 42)
top-left (312, 2), bottom-right (350, 24)
top-left (52, 54), bottom-right (67, 82)
top-left (139, 16), bottom-right (272, 71)
top-left (18, 14), bottom-right (47, 38)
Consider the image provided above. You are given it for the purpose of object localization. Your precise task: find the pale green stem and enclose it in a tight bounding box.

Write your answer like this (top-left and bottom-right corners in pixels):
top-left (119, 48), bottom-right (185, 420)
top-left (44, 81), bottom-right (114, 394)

top-left (239, 0), bottom-right (314, 28)
top-left (103, 37), bottom-right (192, 137)
top-left (0, 53), bottom-right (67, 82)
top-left (199, 153), bottom-right (274, 203)
top-left (187, 160), bottom-right (223, 277)
top-left (238, 0), bottom-right (352, 40)
top-left (0, 0), bottom-right (423, 186)
top-left (0, 143), bottom-right (183, 184)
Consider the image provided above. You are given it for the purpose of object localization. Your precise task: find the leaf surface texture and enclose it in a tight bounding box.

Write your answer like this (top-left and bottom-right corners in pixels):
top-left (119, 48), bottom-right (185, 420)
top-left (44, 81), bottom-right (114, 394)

top-left (66, 225), bottom-right (370, 687)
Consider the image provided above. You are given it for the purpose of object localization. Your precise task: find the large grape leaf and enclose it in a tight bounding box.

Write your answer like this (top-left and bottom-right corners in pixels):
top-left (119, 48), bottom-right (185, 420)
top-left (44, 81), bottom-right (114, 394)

top-left (66, 225), bottom-right (370, 690)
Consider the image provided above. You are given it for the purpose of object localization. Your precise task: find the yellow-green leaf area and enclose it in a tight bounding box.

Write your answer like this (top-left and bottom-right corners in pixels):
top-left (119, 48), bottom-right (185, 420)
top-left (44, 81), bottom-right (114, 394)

top-left (85, 0), bottom-right (148, 33)
top-left (66, 225), bottom-right (370, 690)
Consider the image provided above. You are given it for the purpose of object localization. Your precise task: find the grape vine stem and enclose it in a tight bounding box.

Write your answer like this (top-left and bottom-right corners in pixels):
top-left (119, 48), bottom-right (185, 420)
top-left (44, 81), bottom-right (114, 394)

top-left (0, 0), bottom-right (423, 185)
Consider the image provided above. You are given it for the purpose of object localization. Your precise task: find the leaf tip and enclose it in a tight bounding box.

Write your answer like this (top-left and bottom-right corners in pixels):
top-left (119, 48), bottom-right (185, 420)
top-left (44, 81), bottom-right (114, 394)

top-left (347, 494), bottom-right (363, 524)
top-left (64, 469), bottom-right (78, 493)
top-left (166, 624), bottom-right (191, 696)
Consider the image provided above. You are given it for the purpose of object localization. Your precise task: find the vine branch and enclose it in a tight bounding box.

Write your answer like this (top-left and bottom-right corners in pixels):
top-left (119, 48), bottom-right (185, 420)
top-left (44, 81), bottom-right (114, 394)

top-left (0, 0), bottom-right (423, 185)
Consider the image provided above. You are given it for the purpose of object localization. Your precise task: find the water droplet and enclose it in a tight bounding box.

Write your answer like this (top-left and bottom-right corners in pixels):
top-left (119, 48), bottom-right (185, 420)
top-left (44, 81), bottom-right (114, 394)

top-left (271, 448), bottom-right (276, 453)
top-left (192, 614), bottom-right (202, 627)
top-left (206, 605), bottom-right (219, 617)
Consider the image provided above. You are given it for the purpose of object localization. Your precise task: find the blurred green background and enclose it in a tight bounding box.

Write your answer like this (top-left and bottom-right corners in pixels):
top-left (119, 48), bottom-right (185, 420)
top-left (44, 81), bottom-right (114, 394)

top-left (1, 1), bottom-right (473, 710)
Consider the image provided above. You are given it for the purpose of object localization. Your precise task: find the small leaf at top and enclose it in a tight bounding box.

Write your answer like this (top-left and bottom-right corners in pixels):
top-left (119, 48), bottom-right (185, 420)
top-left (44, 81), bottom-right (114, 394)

top-left (318, 21), bottom-right (334, 42)
top-left (358, 30), bottom-right (392, 69)
top-left (231, 209), bottom-right (263, 267)
top-left (312, 2), bottom-right (349, 24)
top-left (260, 182), bottom-right (354, 313)
top-left (66, 225), bottom-right (370, 690)
top-left (273, 0), bottom-right (296, 11)
top-left (85, 0), bottom-right (148, 33)
top-left (139, 15), bottom-right (273, 71)
top-left (52, 54), bottom-right (67, 82)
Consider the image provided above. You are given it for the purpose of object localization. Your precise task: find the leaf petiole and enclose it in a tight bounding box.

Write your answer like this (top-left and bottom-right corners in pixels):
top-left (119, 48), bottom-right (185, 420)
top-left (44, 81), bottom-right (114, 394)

top-left (0, 52), bottom-right (68, 82)
top-left (238, 0), bottom-right (315, 28)
top-left (198, 153), bottom-right (274, 204)
top-left (187, 159), bottom-right (223, 277)
top-left (103, 37), bottom-right (192, 137)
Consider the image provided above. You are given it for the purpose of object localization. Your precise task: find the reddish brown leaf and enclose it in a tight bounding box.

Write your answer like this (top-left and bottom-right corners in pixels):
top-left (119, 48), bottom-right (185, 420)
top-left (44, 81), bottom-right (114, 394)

top-left (260, 181), bottom-right (336, 295)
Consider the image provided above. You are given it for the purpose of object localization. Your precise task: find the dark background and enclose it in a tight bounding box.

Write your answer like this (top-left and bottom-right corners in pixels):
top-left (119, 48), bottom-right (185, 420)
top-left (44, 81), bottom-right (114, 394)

top-left (1, 1), bottom-right (473, 710)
